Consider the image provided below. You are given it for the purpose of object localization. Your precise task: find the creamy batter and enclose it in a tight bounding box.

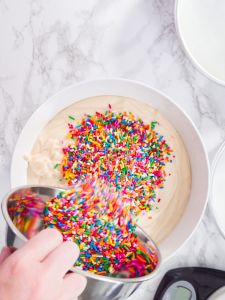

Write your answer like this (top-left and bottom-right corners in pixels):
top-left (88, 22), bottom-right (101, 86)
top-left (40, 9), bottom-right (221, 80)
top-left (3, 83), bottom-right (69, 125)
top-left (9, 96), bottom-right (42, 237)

top-left (26, 96), bottom-right (191, 244)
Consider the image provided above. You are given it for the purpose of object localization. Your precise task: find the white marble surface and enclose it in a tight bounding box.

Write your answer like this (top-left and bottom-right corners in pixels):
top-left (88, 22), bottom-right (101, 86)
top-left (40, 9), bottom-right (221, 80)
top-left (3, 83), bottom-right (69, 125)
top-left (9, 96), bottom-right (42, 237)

top-left (1, 0), bottom-right (225, 299)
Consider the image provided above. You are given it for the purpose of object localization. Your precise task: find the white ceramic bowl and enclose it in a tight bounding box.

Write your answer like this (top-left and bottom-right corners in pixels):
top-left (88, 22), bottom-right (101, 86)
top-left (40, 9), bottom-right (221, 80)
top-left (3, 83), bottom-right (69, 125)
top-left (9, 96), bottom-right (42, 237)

top-left (11, 78), bottom-right (210, 261)
top-left (175, 0), bottom-right (225, 86)
top-left (211, 141), bottom-right (225, 238)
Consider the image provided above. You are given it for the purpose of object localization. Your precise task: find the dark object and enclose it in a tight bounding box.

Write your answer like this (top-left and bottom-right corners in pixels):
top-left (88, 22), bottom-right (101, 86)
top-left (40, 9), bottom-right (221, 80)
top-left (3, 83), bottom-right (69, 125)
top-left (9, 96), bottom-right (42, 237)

top-left (154, 267), bottom-right (225, 300)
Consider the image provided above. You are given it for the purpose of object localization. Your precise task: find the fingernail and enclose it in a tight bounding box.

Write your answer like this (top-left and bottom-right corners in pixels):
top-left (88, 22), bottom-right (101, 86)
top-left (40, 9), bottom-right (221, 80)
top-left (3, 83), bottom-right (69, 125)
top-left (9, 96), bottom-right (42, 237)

top-left (65, 241), bottom-right (80, 256)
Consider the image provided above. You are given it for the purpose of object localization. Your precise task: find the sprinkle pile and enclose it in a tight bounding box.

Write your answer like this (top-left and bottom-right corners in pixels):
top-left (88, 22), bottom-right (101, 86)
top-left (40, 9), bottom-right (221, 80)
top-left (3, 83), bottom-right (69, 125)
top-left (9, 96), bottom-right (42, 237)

top-left (8, 190), bottom-right (45, 239)
top-left (43, 179), bottom-right (159, 277)
top-left (60, 105), bottom-right (173, 215)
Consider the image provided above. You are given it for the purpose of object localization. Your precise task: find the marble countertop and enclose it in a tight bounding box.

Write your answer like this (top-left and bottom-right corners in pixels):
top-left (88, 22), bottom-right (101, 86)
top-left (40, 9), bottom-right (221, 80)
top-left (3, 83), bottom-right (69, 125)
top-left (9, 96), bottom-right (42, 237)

top-left (1, 0), bottom-right (225, 299)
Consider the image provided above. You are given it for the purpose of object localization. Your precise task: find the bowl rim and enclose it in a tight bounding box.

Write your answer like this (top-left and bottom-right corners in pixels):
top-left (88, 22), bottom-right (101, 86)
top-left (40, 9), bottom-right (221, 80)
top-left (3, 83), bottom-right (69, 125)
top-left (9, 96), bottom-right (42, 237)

top-left (210, 141), bottom-right (225, 239)
top-left (174, 0), bottom-right (225, 87)
top-left (9, 77), bottom-right (210, 264)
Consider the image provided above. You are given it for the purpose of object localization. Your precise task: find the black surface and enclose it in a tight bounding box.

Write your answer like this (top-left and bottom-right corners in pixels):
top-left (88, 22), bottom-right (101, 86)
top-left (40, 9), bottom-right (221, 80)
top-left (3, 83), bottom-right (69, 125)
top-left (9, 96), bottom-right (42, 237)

top-left (154, 267), bottom-right (225, 300)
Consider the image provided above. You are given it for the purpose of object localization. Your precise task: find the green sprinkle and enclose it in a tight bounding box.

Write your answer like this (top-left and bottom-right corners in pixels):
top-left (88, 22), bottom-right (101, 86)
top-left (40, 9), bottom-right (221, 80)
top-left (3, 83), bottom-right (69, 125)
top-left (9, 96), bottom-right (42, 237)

top-left (69, 115), bottom-right (75, 120)
top-left (151, 121), bottom-right (157, 129)
top-left (54, 163), bottom-right (59, 169)
top-left (121, 244), bottom-right (129, 251)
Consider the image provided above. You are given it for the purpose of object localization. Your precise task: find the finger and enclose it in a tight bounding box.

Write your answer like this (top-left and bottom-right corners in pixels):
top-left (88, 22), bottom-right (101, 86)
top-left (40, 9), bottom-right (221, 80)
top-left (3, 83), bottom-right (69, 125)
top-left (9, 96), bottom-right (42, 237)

top-left (14, 228), bottom-right (63, 261)
top-left (59, 273), bottom-right (87, 300)
top-left (0, 247), bottom-right (12, 265)
top-left (43, 241), bottom-right (80, 277)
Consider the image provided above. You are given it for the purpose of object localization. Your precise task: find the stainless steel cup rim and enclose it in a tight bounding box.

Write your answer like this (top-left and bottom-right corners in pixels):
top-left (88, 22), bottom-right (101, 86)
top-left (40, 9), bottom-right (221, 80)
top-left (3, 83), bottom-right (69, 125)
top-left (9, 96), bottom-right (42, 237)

top-left (1, 184), bottom-right (161, 284)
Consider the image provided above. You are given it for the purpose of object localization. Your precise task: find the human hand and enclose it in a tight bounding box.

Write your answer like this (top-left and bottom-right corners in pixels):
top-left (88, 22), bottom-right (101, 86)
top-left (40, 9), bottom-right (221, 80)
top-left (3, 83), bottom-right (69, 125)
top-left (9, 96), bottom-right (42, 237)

top-left (0, 228), bottom-right (86, 300)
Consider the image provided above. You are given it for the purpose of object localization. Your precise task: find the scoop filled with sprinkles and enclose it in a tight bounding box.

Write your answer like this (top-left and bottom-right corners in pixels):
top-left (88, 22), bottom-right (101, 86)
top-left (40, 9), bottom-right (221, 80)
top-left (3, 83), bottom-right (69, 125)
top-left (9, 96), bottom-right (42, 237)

top-left (7, 179), bottom-right (160, 279)
top-left (43, 179), bottom-right (159, 278)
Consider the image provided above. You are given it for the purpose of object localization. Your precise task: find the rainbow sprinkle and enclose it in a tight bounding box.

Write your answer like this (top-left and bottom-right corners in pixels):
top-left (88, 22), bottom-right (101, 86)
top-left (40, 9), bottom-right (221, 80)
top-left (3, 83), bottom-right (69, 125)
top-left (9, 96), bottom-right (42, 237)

top-left (8, 191), bottom-right (45, 239)
top-left (60, 105), bottom-right (173, 215)
top-left (43, 179), bottom-right (159, 277)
